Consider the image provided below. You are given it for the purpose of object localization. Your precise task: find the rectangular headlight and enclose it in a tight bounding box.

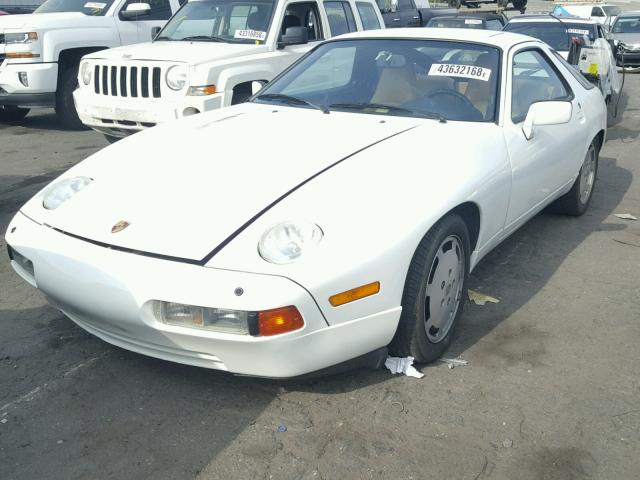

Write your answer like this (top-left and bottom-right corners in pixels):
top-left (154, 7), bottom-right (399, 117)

top-left (152, 301), bottom-right (305, 336)
top-left (153, 301), bottom-right (254, 335)
top-left (5, 32), bottom-right (38, 44)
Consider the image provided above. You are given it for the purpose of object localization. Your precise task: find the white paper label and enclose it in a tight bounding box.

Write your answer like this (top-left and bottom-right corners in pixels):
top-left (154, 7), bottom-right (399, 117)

top-left (568, 28), bottom-right (590, 35)
top-left (234, 29), bottom-right (267, 41)
top-left (464, 19), bottom-right (483, 24)
top-left (428, 63), bottom-right (491, 82)
top-left (84, 2), bottom-right (106, 8)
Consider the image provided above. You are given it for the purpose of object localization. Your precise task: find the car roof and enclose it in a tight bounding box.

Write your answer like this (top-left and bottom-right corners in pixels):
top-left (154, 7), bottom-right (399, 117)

top-left (507, 15), bottom-right (598, 25)
top-left (617, 10), bottom-right (640, 17)
top-left (333, 28), bottom-right (537, 49)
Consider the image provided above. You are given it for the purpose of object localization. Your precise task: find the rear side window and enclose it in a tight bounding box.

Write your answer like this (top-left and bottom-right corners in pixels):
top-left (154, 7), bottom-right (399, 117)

top-left (324, 1), bottom-right (357, 35)
top-left (511, 49), bottom-right (571, 123)
top-left (485, 19), bottom-right (503, 30)
top-left (356, 1), bottom-right (382, 30)
top-left (591, 6), bottom-right (604, 17)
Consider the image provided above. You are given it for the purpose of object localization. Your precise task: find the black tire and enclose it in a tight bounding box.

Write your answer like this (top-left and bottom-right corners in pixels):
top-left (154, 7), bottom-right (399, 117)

top-left (548, 141), bottom-right (599, 216)
top-left (497, 0), bottom-right (509, 8)
top-left (447, 0), bottom-right (462, 8)
top-left (0, 105), bottom-right (30, 122)
top-left (389, 214), bottom-right (470, 363)
top-left (512, 0), bottom-right (526, 9)
top-left (55, 64), bottom-right (87, 130)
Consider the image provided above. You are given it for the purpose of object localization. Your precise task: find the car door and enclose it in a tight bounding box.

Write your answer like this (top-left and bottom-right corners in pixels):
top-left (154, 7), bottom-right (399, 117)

top-left (272, 1), bottom-right (326, 73)
top-left (502, 46), bottom-right (587, 229)
top-left (117, 0), bottom-right (174, 43)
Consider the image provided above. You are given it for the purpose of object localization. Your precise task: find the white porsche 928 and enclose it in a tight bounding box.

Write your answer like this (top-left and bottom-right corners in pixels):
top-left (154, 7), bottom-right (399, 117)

top-left (6, 29), bottom-right (606, 378)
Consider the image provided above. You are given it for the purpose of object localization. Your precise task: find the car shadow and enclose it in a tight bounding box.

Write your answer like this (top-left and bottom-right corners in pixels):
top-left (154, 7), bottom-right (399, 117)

top-left (0, 109), bottom-right (90, 134)
top-left (445, 155), bottom-right (632, 367)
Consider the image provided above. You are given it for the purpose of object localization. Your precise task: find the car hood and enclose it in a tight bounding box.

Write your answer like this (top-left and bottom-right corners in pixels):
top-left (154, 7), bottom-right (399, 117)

top-left (88, 41), bottom-right (269, 65)
top-left (22, 105), bottom-right (421, 262)
top-left (0, 12), bottom-right (89, 31)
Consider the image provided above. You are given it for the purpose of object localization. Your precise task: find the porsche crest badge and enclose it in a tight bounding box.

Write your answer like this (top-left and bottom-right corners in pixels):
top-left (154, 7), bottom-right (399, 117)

top-left (111, 220), bottom-right (130, 233)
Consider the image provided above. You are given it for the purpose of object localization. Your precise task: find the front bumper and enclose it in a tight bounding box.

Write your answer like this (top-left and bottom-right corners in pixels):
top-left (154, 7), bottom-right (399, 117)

top-left (73, 86), bottom-right (224, 137)
top-left (616, 50), bottom-right (640, 67)
top-left (6, 212), bottom-right (399, 377)
top-left (0, 61), bottom-right (57, 107)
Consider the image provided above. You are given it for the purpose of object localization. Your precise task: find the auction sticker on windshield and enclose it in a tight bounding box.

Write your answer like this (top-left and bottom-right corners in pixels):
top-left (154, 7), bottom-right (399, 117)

top-left (568, 28), bottom-right (590, 36)
top-left (234, 29), bottom-right (267, 41)
top-left (464, 19), bottom-right (483, 24)
top-left (429, 63), bottom-right (491, 81)
top-left (84, 2), bottom-right (106, 8)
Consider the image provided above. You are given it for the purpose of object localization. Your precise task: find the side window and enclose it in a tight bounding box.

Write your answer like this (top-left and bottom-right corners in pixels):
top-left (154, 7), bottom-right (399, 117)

top-left (398, 0), bottom-right (413, 9)
top-left (324, 1), bottom-right (357, 36)
top-left (281, 2), bottom-right (324, 41)
top-left (485, 19), bottom-right (503, 31)
top-left (122, 0), bottom-right (172, 20)
top-left (356, 1), bottom-right (382, 30)
top-left (591, 7), bottom-right (604, 17)
top-left (511, 49), bottom-right (571, 123)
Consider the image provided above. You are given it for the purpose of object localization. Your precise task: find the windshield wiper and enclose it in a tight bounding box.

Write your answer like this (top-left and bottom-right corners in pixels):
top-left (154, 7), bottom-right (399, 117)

top-left (256, 93), bottom-right (329, 114)
top-left (180, 35), bottom-right (225, 42)
top-left (154, 36), bottom-right (172, 41)
top-left (329, 102), bottom-right (446, 122)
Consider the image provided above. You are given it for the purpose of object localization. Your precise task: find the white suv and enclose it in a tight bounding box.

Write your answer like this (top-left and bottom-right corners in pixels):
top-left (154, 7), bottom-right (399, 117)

top-left (0, 0), bottom-right (181, 126)
top-left (73, 0), bottom-right (384, 139)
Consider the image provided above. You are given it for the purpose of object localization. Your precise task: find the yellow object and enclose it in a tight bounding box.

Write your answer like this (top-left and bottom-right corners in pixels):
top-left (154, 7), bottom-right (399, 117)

top-left (588, 63), bottom-right (599, 75)
top-left (329, 282), bottom-right (380, 307)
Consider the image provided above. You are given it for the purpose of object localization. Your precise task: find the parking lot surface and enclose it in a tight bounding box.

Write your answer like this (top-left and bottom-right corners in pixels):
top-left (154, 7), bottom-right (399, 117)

top-left (2, 6), bottom-right (640, 479)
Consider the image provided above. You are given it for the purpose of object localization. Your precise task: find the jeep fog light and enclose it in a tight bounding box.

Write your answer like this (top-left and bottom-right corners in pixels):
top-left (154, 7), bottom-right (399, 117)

top-left (18, 72), bottom-right (28, 87)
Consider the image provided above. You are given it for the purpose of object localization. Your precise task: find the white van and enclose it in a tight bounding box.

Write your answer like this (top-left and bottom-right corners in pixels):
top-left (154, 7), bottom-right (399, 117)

top-left (553, 3), bottom-right (622, 28)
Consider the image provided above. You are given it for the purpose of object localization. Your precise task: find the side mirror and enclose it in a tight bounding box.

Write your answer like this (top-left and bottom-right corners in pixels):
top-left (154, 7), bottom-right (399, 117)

top-left (277, 26), bottom-right (308, 49)
top-left (151, 25), bottom-right (161, 39)
top-left (251, 80), bottom-right (267, 95)
top-left (522, 101), bottom-right (572, 140)
top-left (120, 2), bottom-right (151, 20)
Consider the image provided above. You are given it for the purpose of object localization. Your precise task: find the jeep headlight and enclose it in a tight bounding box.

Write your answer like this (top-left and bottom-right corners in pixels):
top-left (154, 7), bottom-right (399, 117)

top-left (80, 62), bottom-right (92, 85)
top-left (42, 176), bottom-right (92, 210)
top-left (258, 221), bottom-right (323, 264)
top-left (165, 65), bottom-right (187, 90)
top-left (4, 32), bottom-right (38, 44)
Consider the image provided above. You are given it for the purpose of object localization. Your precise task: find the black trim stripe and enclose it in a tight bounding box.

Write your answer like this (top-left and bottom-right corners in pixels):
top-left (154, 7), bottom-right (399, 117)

top-left (198, 125), bottom-right (419, 264)
top-left (44, 125), bottom-right (418, 266)
top-left (46, 225), bottom-right (201, 265)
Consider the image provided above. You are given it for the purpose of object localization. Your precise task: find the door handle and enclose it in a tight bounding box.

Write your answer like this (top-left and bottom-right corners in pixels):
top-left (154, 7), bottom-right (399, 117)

top-left (412, 15), bottom-right (420, 19)
top-left (393, 17), bottom-right (400, 21)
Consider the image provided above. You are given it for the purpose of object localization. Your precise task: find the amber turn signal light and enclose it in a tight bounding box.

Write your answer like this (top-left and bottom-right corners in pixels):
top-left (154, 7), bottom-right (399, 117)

top-left (329, 281), bottom-right (380, 307)
top-left (6, 52), bottom-right (40, 59)
top-left (258, 306), bottom-right (304, 336)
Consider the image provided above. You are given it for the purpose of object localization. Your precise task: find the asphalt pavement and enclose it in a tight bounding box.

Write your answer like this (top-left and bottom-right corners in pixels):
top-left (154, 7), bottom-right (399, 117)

top-left (1, 8), bottom-right (640, 480)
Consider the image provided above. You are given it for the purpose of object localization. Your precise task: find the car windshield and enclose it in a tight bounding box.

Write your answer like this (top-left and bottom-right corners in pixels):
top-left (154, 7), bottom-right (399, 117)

top-left (602, 6), bottom-right (621, 17)
top-left (504, 21), bottom-right (596, 51)
top-left (255, 39), bottom-right (501, 122)
top-left (427, 17), bottom-right (485, 29)
top-left (35, 0), bottom-right (116, 15)
top-left (612, 16), bottom-right (640, 33)
top-left (156, 0), bottom-right (276, 43)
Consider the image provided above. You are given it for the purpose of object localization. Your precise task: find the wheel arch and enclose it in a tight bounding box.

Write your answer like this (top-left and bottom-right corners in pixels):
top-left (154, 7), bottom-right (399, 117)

top-left (58, 47), bottom-right (108, 72)
top-left (593, 129), bottom-right (605, 153)
top-left (448, 201), bottom-right (481, 253)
